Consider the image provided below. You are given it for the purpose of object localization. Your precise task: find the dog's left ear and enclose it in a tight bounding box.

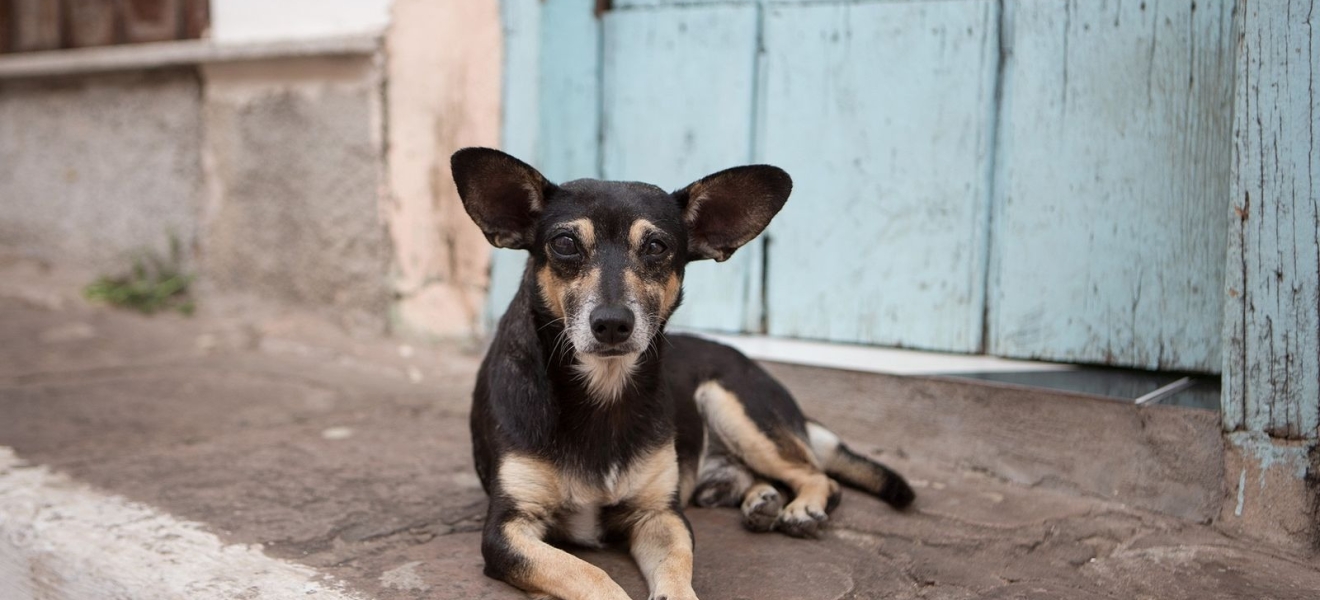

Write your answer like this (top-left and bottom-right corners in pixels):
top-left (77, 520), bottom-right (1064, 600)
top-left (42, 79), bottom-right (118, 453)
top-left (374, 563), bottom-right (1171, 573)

top-left (673, 165), bottom-right (792, 262)
top-left (451, 147), bottom-right (556, 250)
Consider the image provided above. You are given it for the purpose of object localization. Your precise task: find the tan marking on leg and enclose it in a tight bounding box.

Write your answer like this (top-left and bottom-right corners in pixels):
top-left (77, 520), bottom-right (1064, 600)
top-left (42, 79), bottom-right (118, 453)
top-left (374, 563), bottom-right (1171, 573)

top-left (695, 381), bottom-right (834, 524)
top-left (498, 454), bottom-right (562, 520)
top-left (503, 518), bottom-right (630, 600)
top-left (629, 511), bottom-right (697, 600)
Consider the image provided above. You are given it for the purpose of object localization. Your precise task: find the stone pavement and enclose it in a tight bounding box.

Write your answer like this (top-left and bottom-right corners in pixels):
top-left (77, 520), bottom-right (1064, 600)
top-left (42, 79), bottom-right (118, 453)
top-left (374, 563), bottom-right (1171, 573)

top-left (0, 257), bottom-right (1317, 599)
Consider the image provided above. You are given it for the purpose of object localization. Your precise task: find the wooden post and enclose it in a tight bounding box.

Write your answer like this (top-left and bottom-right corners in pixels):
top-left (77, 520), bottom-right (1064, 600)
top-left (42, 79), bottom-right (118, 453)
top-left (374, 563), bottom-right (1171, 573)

top-left (11, 0), bottom-right (62, 52)
top-left (1222, 0), bottom-right (1319, 549)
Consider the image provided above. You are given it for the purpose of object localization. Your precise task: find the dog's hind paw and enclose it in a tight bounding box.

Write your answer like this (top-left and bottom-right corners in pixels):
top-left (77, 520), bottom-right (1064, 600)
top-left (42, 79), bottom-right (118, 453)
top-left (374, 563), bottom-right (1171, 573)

top-left (740, 483), bottom-right (782, 533)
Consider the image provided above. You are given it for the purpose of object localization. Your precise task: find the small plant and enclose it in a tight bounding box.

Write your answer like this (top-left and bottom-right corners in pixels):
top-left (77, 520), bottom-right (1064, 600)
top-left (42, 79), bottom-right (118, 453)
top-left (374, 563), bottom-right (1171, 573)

top-left (84, 237), bottom-right (195, 315)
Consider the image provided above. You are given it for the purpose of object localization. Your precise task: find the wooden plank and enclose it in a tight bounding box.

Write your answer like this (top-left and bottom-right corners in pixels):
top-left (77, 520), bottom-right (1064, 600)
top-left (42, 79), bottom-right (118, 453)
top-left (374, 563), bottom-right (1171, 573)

top-left (601, 4), bottom-right (761, 333)
top-left (0, 0), bottom-right (12, 53)
top-left (12, 0), bottom-right (62, 52)
top-left (66, 0), bottom-right (120, 48)
top-left (538, 0), bottom-right (602, 183)
top-left (760, 0), bottom-right (999, 352)
top-left (120, 0), bottom-right (180, 44)
top-left (488, 0), bottom-right (603, 327)
top-left (988, 0), bottom-right (1234, 371)
top-left (1223, 0), bottom-right (1319, 440)
top-left (485, 0), bottom-right (545, 329)
top-left (615, 0), bottom-right (748, 8)
top-left (182, 0), bottom-right (209, 39)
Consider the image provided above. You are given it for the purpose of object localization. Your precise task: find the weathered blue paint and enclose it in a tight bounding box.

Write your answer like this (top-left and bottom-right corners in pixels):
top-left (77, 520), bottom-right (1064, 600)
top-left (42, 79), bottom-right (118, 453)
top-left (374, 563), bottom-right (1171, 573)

top-left (601, 5), bottom-right (763, 332)
top-left (486, 0), bottom-right (602, 328)
top-left (486, 0), bottom-right (544, 331)
top-left (987, 0), bottom-right (1234, 372)
top-left (616, 0), bottom-right (750, 7)
top-left (759, 0), bottom-right (1000, 352)
top-left (1222, 0), bottom-right (1319, 440)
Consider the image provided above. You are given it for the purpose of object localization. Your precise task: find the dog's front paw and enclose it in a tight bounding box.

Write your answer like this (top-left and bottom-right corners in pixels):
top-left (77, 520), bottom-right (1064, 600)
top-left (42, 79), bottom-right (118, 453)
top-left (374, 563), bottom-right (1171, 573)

top-left (649, 587), bottom-right (699, 600)
top-left (775, 498), bottom-right (828, 538)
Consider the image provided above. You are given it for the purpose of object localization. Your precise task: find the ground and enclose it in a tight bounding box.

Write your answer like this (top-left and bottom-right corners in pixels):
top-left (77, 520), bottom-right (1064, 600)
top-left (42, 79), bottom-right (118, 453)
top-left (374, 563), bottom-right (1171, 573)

top-left (0, 256), bottom-right (1316, 600)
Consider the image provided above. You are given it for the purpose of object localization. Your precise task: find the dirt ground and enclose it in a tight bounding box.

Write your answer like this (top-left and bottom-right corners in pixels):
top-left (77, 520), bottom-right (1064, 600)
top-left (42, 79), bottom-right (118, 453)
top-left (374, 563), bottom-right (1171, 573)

top-left (1, 257), bottom-right (1317, 599)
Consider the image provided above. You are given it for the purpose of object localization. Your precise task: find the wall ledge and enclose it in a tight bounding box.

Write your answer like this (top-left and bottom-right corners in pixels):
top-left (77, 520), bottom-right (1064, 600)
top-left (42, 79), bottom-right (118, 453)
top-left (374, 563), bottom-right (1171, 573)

top-left (0, 36), bottom-right (381, 80)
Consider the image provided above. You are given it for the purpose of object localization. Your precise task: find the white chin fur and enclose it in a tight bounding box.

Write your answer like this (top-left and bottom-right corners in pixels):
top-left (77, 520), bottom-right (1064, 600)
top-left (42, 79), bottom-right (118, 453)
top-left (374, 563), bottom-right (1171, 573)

top-left (574, 352), bottom-right (641, 402)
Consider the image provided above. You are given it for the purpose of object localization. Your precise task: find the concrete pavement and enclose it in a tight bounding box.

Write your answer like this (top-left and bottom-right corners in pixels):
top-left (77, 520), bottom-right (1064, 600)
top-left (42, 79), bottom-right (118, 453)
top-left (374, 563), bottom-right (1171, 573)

top-left (1, 256), bottom-right (1316, 599)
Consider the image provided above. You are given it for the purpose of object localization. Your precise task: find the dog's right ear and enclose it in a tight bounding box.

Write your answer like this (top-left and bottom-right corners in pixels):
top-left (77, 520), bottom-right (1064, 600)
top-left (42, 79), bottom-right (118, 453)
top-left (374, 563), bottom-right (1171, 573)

top-left (451, 147), bottom-right (555, 250)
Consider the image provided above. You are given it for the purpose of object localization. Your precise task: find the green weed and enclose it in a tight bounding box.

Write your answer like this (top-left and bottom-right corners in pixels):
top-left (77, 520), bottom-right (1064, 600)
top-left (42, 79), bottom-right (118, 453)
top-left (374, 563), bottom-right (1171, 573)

top-left (84, 237), bottom-right (195, 315)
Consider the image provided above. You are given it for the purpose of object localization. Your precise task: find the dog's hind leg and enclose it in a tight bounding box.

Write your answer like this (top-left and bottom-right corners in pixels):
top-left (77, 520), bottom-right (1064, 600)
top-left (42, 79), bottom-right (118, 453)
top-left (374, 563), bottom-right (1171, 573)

top-left (690, 436), bottom-right (756, 508)
top-left (806, 420), bottom-right (915, 510)
top-left (691, 447), bottom-right (784, 533)
top-left (694, 381), bottom-right (839, 537)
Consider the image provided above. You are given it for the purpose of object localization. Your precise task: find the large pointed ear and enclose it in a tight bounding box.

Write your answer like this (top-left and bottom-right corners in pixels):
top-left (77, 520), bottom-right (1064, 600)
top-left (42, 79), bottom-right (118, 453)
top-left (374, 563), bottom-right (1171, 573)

top-left (673, 165), bottom-right (792, 262)
top-left (451, 147), bottom-right (556, 250)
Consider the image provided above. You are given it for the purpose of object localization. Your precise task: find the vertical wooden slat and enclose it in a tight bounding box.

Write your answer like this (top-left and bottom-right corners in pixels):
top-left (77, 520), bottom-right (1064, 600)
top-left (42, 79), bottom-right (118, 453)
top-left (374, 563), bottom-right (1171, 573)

top-left (485, 0), bottom-right (545, 328)
top-left (487, 0), bottom-right (605, 327)
top-left (0, 0), bottom-right (13, 53)
top-left (1223, 0), bottom-right (1320, 440)
top-left (65, 0), bottom-right (120, 48)
top-left (988, 0), bottom-right (1235, 372)
top-left (601, 5), bottom-right (761, 333)
top-left (181, 0), bottom-right (208, 39)
top-left (760, 0), bottom-right (1000, 351)
top-left (12, 0), bottom-right (62, 51)
top-left (538, 0), bottom-right (601, 183)
top-left (119, 0), bottom-right (179, 44)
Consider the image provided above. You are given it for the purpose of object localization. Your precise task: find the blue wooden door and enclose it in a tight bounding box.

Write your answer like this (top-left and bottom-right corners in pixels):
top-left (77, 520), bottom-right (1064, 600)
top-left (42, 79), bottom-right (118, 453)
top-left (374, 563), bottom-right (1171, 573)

top-left (492, 0), bottom-right (1234, 373)
top-left (987, 0), bottom-right (1233, 372)
top-left (601, 5), bottom-right (764, 332)
top-left (760, 0), bottom-right (999, 352)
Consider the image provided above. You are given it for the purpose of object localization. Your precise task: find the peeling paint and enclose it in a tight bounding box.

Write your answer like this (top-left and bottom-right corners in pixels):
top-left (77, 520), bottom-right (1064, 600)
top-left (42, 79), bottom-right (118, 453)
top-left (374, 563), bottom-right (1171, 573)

top-left (1227, 432), bottom-right (1310, 481)
top-left (1234, 468), bottom-right (1246, 516)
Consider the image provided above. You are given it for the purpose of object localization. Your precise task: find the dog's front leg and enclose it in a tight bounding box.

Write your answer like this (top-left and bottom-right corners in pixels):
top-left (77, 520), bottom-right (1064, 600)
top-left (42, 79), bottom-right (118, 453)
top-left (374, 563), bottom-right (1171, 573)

top-left (484, 509), bottom-right (630, 600)
top-left (628, 508), bottom-right (697, 600)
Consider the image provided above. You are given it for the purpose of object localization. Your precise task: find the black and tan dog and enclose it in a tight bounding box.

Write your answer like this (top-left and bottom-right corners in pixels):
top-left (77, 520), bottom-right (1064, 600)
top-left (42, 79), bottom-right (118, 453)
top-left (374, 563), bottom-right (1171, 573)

top-left (452, 148), bottom-right (913, 600)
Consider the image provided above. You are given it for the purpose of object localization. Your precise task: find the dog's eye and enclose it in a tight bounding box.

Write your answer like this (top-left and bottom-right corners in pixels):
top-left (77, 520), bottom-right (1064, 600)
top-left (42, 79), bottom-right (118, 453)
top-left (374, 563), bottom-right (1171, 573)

top-left (550, 234), bottom-right (579, 257)
top-left (645, 240), bottom-right (668, 256)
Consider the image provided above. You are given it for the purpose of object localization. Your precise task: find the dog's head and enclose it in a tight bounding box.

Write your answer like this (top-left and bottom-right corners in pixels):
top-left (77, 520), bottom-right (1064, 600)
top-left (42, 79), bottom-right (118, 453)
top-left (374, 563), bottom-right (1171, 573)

top-left (451, 148), bottom-right (789, 387)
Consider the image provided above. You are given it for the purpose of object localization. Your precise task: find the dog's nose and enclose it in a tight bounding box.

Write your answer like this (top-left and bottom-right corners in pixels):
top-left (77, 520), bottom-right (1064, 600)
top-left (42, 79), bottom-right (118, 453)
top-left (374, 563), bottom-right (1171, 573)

top-left (589, 305), bottom-right (634, 345)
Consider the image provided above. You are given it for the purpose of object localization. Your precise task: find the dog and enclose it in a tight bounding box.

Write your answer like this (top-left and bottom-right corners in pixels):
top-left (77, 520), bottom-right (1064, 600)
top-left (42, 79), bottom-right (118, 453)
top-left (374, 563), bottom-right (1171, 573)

top-left (451, 147), bottom-right (914, 600)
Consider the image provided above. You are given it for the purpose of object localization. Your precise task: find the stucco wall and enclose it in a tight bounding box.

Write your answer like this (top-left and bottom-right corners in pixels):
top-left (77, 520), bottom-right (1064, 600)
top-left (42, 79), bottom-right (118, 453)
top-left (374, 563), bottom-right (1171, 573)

top-left (384, 0), bottom-right (501, 339)
top-left (200, 57), bottom-right (391, 326)
top-left (0, 70), bottom-right (203, 269)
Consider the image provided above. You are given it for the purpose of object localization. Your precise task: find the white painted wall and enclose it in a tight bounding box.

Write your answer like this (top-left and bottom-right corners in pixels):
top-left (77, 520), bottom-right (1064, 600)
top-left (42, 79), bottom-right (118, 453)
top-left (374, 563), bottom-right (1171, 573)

top-left (211, 0), bottom-right (392, 43)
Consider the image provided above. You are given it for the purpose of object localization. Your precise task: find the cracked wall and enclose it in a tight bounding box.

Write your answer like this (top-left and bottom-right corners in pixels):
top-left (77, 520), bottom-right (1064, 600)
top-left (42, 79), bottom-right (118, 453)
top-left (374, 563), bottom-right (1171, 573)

top-left (383, 0), bottom-right (501, 340)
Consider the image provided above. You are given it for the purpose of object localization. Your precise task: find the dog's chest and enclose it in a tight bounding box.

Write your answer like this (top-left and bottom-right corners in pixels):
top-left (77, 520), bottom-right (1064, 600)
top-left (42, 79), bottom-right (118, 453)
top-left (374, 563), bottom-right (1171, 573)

top-left (499, 445), bottom-right (680, 544)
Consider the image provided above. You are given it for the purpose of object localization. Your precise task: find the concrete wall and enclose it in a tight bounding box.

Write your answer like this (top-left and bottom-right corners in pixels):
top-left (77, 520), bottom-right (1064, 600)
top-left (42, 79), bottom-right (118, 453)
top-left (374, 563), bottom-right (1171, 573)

top-left (0, 1), bottom-right (504, 337)
top-left (384, 0), bottom-right (501, 339)
top-left (0, 70), bottom-right (204, 269)
top-left (199, 56), bottom-right (391, 327)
